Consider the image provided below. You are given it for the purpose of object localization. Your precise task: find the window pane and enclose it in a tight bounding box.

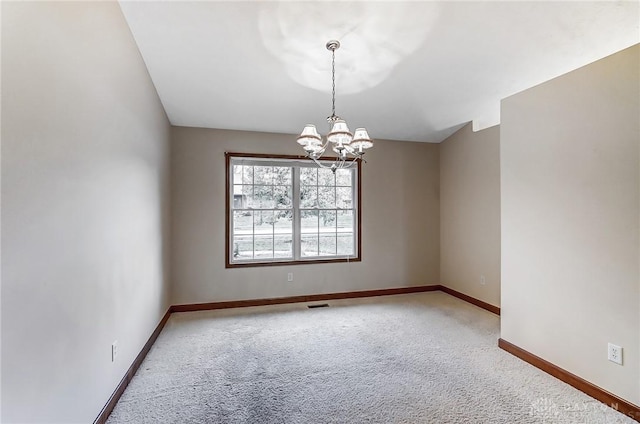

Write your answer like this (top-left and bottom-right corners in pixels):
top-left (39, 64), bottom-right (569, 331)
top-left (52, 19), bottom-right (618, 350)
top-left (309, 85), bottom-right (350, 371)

top-left (232, 184), bottom-right (256, 209)
top-left (233, 165), bottom-right (243, 185)
top-left (300, 185), bottom-right (317, 208)
top-left (254, 234), bottom-right (274, 258)
top-left (274, 185), bottom-right (292, 208)
top-left (254, 186), bottom-right (274, 209)
top-left (320, 210), bottom-right (336, 233)
top-left (240, 185), bottom-right (253, 209)
top-left (273, 166), bottom-right (292, 185)
top-left (274, 210), bottom-right (293, 231)
top-left (335, 169), bottom-right (352, 186)
top-left (337, 233), bottom-right (354, 255)
top-left (300, 167), bottom-right (317, 185)
top-left (255, 209), bottom-right (274, 259)
top-left (233, 210), bottom-right (254, 259)
top-left (255, 210), bottom-right (275, 234)
top-left (301, 210), bottom-right (318, 234)
top-left (274, 234), bottom-right (293, 258)
top-left (233, 210), bottom-right (253, 234)
top-left (318, 168), bottom-right (335, 186)
top-left (319, 235), bottom-right (337, 256)
top-left (233, 236), bottom-right (254, 260)
top-left (233, 185), bottom-right (243, 209)
top-left (337, 210), bottom-right (354, 232)
top-left (336, 187), bottom-right (353, 209)
top-left (318, 187), bottom-right (335, 208)
top-left (301, 234), bottom-right (318, 256)
top-left (242, 165), bottom-right (253, 184)
top-left (254, 166), bottom-right (274, 185)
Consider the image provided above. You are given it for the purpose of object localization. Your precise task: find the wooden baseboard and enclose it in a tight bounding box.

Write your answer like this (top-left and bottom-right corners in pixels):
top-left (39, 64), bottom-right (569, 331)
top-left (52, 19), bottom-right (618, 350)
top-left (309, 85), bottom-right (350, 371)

top-left (170, 285), bottom-right (500, 317)
top-left (498, 338), bottom-right (640, 422)
top-left (171, 285), bottom-right (441, 313)
top-left (93, 308), bottom-right (172, 424)
top-left (438, 285), bottom-right (500, 315)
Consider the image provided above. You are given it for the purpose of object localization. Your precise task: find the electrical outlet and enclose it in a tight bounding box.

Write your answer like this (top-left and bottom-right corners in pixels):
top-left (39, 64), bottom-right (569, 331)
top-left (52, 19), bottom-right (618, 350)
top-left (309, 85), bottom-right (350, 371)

top-left (287, 273), bottom-right (293, 282)
top-left (480, 275), bottom-right (486, 285)
top-left (607, 343), bottom-right (622, 365)
top-left (112, 341), bottom-right (118, 362)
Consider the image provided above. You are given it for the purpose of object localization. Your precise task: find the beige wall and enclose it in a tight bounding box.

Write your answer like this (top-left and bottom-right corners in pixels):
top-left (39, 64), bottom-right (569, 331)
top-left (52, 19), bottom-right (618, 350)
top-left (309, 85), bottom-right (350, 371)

top-left (170, 127), bottom-right (439, 304)
top-left (440, 123), bottom-right (501, 307)
top-left (501, 45), bottom-right (639, 405)
top-left (1, 2), bottom-right (171, 423)
top-left (4, 1), bottom-right (635, 419)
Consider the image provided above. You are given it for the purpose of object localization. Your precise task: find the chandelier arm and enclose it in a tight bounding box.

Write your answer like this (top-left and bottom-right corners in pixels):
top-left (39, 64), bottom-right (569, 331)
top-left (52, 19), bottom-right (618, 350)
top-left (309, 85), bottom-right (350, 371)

top-left (309, 156), bottom-right (333, 170)
top-left (318, 139), bottom-right (331, 154)
top-left (340, 156), bottom-right (361, 169)
top-left (335, 160), bottom-right (354, 170)
top-left (307, 150), bottom-right (361, 171)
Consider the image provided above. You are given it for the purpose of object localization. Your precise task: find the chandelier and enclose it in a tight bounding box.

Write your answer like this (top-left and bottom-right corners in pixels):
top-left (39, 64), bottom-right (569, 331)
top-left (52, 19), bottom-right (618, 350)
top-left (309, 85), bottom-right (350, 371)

top-left (296, 40), bottom-right (374, 171)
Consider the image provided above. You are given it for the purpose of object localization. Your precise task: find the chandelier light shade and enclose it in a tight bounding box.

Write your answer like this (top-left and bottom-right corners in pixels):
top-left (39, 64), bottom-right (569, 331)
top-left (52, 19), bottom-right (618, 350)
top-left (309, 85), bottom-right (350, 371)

top-left (297, 124), bottom-right (322, 145)
top-left (296, 40), bottom-right (373, 171)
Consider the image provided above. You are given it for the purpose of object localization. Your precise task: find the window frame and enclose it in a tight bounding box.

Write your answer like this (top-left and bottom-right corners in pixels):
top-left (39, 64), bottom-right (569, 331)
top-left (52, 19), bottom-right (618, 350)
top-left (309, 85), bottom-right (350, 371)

top-left (225, 152), bottom-right (362, 268)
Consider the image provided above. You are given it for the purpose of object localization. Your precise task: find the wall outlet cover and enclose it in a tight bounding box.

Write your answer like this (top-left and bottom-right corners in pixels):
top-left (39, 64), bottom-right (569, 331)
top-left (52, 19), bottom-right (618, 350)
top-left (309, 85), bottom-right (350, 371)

top-left (607, 343), bottom-right (622, 365)
top-left (112, 341), bottom-right (118, 362)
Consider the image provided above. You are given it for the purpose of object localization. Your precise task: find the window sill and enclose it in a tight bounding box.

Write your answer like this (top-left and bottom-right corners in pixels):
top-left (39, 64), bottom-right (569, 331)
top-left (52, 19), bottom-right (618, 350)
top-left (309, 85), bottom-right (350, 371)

top-left (226, 257), bottom-right (361, 269)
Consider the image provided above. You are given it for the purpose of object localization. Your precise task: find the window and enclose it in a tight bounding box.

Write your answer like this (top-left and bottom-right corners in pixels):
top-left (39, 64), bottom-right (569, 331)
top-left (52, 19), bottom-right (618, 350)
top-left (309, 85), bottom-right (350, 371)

top-left (226, 153), bottom-right (361, 267)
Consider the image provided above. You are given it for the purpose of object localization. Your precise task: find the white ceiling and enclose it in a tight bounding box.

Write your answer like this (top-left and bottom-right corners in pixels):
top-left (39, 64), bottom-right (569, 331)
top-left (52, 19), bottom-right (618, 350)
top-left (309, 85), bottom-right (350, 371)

top-left (119, 1), bottom-right (639, 143)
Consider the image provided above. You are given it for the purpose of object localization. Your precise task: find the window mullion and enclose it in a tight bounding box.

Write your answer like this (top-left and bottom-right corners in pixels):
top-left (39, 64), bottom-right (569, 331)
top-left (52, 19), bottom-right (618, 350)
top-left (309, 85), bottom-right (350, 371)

top-left (353, 168), bottom-right (358, 257)
top-left (316, 178), bottom-right (320, 256)
top-left (292, 166), bottom-right (301, 260)
top-left (252, 166), bottom-right (256, 259)
top-left (229, 164), bottom-right (235, 264)
top-left (334, 185), bottom-right (338, 255)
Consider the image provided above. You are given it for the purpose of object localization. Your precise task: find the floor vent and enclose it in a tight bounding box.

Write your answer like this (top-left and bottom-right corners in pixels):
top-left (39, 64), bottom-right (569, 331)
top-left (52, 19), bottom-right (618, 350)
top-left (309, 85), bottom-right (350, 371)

top-left (307, 303), bottom-right (330, 309)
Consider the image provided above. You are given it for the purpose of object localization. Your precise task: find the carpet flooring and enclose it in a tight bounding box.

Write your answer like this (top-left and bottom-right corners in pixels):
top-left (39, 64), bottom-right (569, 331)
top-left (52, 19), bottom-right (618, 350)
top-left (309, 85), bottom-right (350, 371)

top-left (107, 292), bottom-right (636, 423)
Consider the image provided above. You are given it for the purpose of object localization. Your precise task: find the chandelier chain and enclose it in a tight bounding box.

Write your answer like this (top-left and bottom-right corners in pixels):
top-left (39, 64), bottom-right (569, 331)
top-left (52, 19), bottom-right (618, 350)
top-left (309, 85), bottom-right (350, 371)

top-left (331, 48), bottom-right (336, 118)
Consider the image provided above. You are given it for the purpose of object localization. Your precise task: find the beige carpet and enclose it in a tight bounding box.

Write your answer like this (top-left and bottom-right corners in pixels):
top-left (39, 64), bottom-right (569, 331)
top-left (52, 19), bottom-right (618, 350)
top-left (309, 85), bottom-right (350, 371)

top-left (107, 292), bottom-right (635, 423)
